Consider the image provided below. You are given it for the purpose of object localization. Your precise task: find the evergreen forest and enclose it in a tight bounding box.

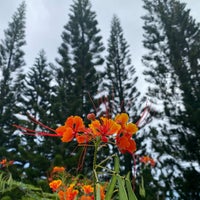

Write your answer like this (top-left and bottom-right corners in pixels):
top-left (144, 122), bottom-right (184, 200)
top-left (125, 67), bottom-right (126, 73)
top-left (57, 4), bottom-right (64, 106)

top-left (0, 0), bottom-right (199, 199)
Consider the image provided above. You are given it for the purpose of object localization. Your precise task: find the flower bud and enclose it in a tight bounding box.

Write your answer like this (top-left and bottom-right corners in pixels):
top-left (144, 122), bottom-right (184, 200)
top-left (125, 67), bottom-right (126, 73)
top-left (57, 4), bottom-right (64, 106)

top-left (87, 113), bottom-right (96, 121)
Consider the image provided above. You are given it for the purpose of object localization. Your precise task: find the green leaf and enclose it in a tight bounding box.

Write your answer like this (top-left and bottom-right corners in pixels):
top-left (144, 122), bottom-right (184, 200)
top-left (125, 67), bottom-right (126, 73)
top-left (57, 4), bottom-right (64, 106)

top-left (117, 175), bottom-right (128, 200)
top-left (0, 172), bottom-right (13, 193)
top-left (125, 172), bottom-right (138, 200)
top-left (105, 155), bottom-right (120, 200)
top-left (139, 176), bottom-right (146, 197)
top-left (105, 173), bottom-right (117, 200)
top-left (114, 155), bottom-right (120, 174)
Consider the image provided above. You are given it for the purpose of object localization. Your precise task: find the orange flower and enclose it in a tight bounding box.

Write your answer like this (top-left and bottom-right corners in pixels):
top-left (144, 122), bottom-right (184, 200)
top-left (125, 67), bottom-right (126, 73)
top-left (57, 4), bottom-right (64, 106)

top-left (76, 128), bottom-right (93, 144)
top-left (115, 113), bottom-right (129, 127)
top-left (126, 139), bottom-right (137, 153)
top-left (56, 125), bottom-right (74, 142)
top-left (55, 125), bottom-right (66, 136)
top-left (58, 184), bottom-right (79, 200)
top-left (76, 134), bottom-right (90, 143)
top-left (116, 133), bottom-right (137, 154)
top-left (52, 166), bottom-right (65, 174)
top-left (0, 158), bottom-right (14, 168)
top-left (61, 127), bottom-right (74, 143)
top-left (0, 159), bottom-right (7, 166)
top-left (89, 117), bottom-right (121, 142)
top-left (65, 116), bottom-right (85, 132)
top-left (56, 116), bottom-right (85, 143)
top-left (49, 180), bottom-right (62, 191)
top-left (80, 195), bottom-right (93, 200)
top-left (140, 156), bottom-right (156, 167)
top-left (125, 123), bottom-right (138, 135)
top-left (100, 185), bottom-right (105, 200)
top-left (115, 113), bottom-right (138, 136)
top-left (82, 185), bottom-right (94, 194)
top-left (115, 113), bottom-right (138, 154)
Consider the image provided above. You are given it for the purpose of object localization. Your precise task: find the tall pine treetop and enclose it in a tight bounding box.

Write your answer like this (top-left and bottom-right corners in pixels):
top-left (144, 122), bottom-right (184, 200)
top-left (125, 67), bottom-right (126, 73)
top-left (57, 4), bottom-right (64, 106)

top-left (0, 1), bottom-right (26, 72)
top-left (0, 1), bottom-right (26, 180)
top-left (0, 0), bottom-right (26, 127)
top-left (67, 0), bottom-right (104, 64)
top-left (103, 14), bottom-right (140, 118)
top-left (55, 0), bottom-right (105, 118)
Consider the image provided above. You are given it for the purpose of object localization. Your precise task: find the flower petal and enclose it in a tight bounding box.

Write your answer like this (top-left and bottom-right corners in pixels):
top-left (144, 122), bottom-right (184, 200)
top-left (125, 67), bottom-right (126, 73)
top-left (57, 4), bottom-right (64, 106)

top-left (55, 126), bottom-right (66, 136)
top-left (115, 113), bottom-right (129, 126)
top-left (127, 139), bottom-right (137, 153)
top-left (61, 127), bottom-right (74, 142)
top-left (125, 123), bottom-right (138, 135)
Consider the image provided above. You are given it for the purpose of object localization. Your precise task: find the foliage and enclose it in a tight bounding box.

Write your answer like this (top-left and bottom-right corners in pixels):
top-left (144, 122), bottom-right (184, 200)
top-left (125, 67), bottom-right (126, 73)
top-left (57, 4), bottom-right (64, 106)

top-left (13, 112), bottom-right (156, 199)
top-left (0, 1), bottom-right (26, 143)
top-left (102, 14), bottom-right (141, 177)
top-left (19, 50), bottom-right (55, 124)
top-left (0, 162), bottom-right (57, 200)
top-left (141, 0), bottom-right (200, 198)
top-left (0, 0), bottom-right (199, 198)
top-left (0, 2), bottom-right (27, 186)
top-left (54, 0), bottom-right (104, 120)
top-left (103, 15), bottom-right (140, 119)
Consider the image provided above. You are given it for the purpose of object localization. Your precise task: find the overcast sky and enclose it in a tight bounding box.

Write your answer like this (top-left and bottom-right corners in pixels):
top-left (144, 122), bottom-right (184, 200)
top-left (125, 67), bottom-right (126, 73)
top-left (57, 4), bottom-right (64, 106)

top-left (0, 0), bottom-right (200, 92)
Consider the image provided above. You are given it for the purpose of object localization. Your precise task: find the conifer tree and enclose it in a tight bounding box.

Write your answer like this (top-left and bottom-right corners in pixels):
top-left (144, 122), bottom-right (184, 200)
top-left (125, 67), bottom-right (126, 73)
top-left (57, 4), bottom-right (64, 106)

top-left (158, 1), bottom-right (200, 199)
top-left (15, 50), bottom-right (64, 185)
top-left (103, 15), bottom-right (140, 118)
top-left (51, 0), bottom-right (105, 177)
top-left (142, 0), bottom-right (200, 199)
top-left (19, 50), bottom-right (54, 123)
top-left (102, 15), bottom-right (140, 175)
top-left (0, 1), bottom-right (26, 156)
top-left (52, 29), bottom-right (73, 123)
top-left (55, 0), bottom-right (104, 119)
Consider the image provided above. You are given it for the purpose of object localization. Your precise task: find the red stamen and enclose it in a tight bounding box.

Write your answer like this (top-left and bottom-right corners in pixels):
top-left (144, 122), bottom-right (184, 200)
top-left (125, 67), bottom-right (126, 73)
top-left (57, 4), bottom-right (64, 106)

top-left (77, 144), bottom-right (88, 172)
top-left (13, 124), bottom-right (38, 133)
top-left (87, 91), bottom-right (98, 114)
top-left (13, 124), bottom-right (60, 137)
top-left (26, 113), bottom-right (56, 133)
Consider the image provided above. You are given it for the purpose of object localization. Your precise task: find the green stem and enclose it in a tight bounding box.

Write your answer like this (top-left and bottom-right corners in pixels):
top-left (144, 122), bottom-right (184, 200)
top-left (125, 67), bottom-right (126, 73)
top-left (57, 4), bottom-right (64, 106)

top-left (93, 139), bottom-right (99, 199)
top-left (98, 154), bottom-right (116, 167)
top-left (105, 155), bottom-right (120, 200)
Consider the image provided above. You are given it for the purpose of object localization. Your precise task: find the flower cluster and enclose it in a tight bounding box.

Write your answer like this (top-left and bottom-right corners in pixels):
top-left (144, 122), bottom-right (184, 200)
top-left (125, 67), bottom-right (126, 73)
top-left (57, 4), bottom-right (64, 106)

top-left (0, 158), bottom-right (14, 169)
top-left (49, 166), bottom-right (105, 200)
top-left (140, 156), bottom-right (156, 167)
top-left (55, 113), bottom-right (138, 154)
top-left (14, 111), bottom-right (156, 199)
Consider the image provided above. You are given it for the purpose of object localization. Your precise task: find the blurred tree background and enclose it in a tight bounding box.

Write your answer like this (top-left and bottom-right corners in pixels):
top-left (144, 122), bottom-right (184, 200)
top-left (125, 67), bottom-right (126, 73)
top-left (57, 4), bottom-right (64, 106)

top-left (0, 0), bottom-right (199, 199)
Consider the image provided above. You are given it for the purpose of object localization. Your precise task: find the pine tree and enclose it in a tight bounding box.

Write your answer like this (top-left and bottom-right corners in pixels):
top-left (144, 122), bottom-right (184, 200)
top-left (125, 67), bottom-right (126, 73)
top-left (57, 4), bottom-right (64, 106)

top-left (19, 50), bottom-right (54, 123)
top-left (103, 15), bottom-right (140, 118)
top-left (55, 0), bottom-right (104, 119)
top-left (157, 1), bottom-right (200, 199)
top-left (15, 50), bottom-right (65, 185)
top-left (0, 1), bottom-right (26, 156)
top-left (51, 0), bottom-right (105, 177)
top-left (53, 30), bottom-right (73, 123)
top-left (141, 0), bottom-right (200, 199)
top-left (102, 15), bottom-right (140, 175)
